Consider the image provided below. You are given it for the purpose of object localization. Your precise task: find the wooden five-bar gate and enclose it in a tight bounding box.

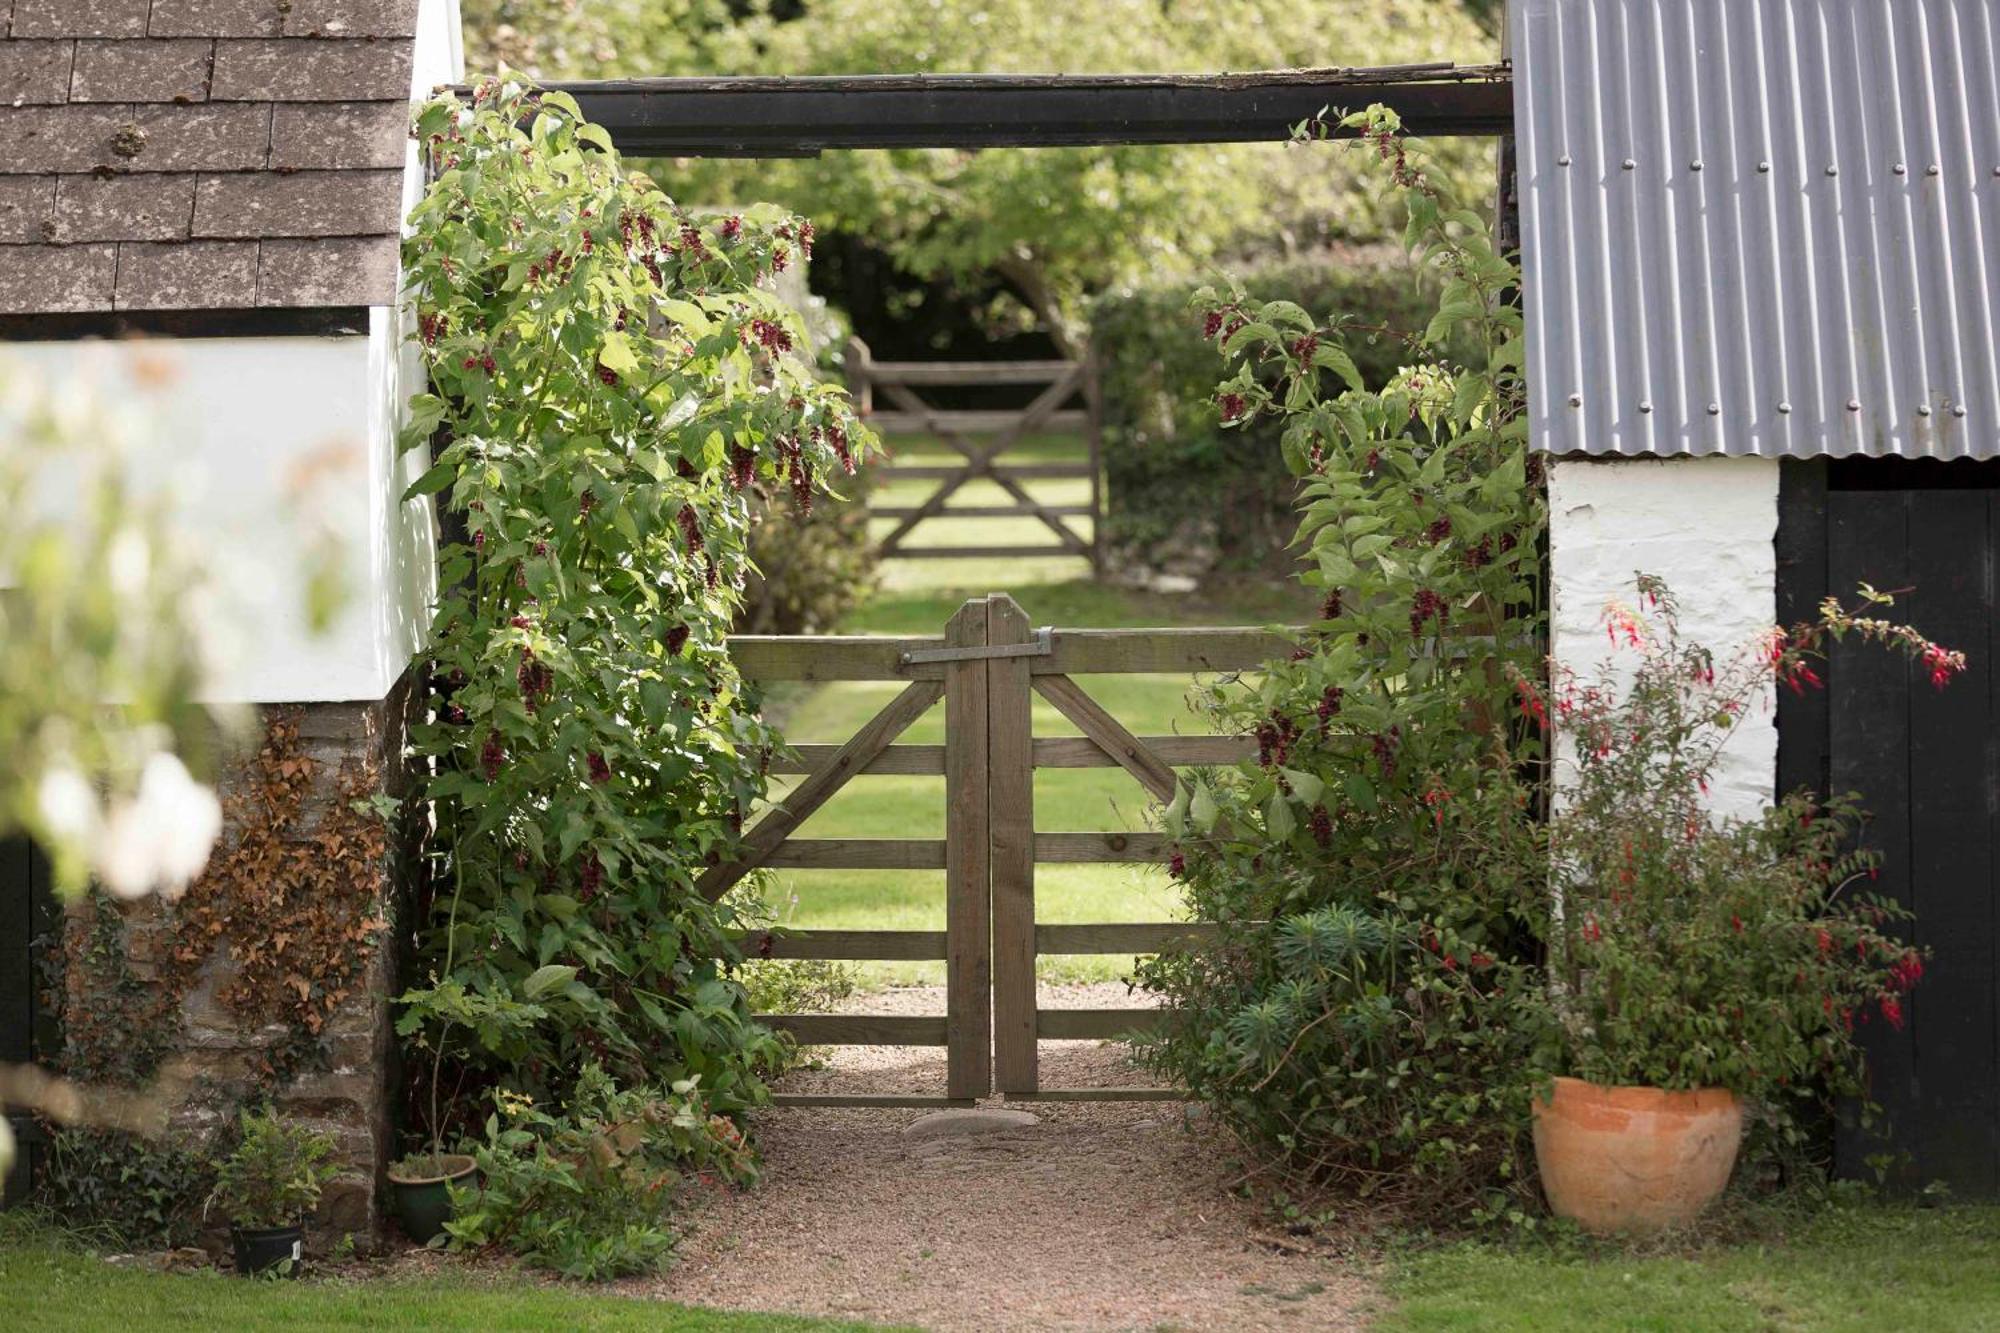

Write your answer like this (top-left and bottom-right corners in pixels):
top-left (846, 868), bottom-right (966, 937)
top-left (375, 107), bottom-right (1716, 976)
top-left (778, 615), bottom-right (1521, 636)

top-left (700, 595), bottom-right (1284, 1105)
top-left (846, 339), bottom-right (1103, 569)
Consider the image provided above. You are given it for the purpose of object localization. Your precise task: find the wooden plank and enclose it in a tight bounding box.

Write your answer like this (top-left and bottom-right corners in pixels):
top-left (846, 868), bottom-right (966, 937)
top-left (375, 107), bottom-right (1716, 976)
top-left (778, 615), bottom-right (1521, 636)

top-left (988, 594), bottom-right (1040, 1094)
top-left (1035, 831), bottom-right (1173, 863)
top-left (845, 335), bottom-right (873, 415)
top-left (1037, 1008), bottom-right (1165, 1040)
top-left (892, 545), bottom-right (1087, 560)
top-left (1001, 1087), bottom-right (1187, 1103)
top-left (548, 69), bottom-right (1516, 156)
top-left (697, 678), bottom-right (944, 899)
top-left (1034, 922), bottom-right (1218, 954)
top-left (768, 744), bottom-right (945, 776)
top-left (1904, 490), bottom-right (1997, 1194)
top-left (871, 504), bottom-right (1097, 519)
top-left (762, 839), bottom-right (947, 870)
top-left (1033, 735), bottom-right (1255, 769)
top-left (1830, 489), bottom-right (1918, 1188)
top-left (859, 359), bottom-right (1078, 385)
top-left (1084, 340), bottom-right (1105, 573)
top-left (762, 1014), bottom-right (949, 1045)
top-left (726, 625), bottom-right (1300, 682)
top-left (867, 409), bottom-right (1092, 435)
top-left (729, 635), bottom-right (941, 681)
top-left (942, 599), bottom-right (992, 1099)
top-left (740, 929), bottom-right (948, 961)
top-left (1032, 674), bottom-right (1178, 801)
top-left (772, 1094), bottom-right (975, 1108)
top-left (876, 463), bottom-right (1095, 481)
top-left (1035, 626), bottom-right (1293, 675)
top-left (1775, 458), bottom-right (1831, 804)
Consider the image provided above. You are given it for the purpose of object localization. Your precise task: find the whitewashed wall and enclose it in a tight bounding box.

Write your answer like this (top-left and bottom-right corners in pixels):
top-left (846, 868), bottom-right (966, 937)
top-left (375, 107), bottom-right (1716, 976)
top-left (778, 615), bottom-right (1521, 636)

top-left (6, 327), bottom-right (434, 703)
top-left (1548, 455), bottom-right (1780, 823)
top-left (0, 1), bottom-right (464, 706)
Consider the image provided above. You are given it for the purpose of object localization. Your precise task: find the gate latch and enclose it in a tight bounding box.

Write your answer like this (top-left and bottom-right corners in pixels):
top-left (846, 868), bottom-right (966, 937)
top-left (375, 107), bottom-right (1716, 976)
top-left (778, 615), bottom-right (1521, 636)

top-left (900, 626), bottom-right (1054, 667)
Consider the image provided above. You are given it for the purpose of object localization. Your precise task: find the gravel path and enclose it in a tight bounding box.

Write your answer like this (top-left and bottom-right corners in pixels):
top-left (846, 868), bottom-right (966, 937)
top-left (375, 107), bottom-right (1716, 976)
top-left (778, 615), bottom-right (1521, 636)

top-left (631, 984), bottom-right (1373, 1332)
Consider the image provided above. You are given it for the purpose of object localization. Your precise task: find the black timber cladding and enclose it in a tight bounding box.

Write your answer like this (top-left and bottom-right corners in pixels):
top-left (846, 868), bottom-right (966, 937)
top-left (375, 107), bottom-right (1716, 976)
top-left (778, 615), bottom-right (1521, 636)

top-left (537, 65), bottom-right (1513, 157)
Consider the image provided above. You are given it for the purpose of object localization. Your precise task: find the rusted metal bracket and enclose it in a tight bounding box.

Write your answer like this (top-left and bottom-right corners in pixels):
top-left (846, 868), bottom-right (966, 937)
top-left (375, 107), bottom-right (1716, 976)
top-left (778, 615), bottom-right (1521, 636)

top-left (900, 627), bottom-right (1053, 668)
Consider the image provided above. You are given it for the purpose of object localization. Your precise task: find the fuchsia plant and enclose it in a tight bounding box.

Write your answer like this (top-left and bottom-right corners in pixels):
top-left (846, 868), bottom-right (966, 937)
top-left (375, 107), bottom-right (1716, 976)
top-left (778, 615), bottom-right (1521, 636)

top-left (1541, 574), bottom-right (1962, 1106)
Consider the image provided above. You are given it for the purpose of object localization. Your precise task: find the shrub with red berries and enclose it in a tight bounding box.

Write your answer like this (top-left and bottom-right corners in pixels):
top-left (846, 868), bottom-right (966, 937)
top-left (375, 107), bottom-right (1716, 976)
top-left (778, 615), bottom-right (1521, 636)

top-left (398, 79), bottom-right (873, 1163)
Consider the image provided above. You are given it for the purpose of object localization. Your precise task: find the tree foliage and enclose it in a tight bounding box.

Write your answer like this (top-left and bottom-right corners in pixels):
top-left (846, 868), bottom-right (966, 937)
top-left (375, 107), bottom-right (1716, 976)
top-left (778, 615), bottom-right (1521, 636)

top-left (463, 0), bottom-right (1499, 346)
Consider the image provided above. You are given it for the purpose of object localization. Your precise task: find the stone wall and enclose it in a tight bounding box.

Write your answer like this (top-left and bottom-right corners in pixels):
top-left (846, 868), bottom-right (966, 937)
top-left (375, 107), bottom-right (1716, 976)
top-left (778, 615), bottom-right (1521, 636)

top-left (1548, 454), bottom-right (1780, 823)
top-left (56, 681), bottom-right (415, 1249)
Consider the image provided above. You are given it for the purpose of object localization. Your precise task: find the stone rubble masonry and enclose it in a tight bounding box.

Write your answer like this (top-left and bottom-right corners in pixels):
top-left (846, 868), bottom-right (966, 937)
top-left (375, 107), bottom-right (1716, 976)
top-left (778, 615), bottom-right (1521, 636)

top-left (0, 0), bottom-right (423, 313)
top-left (67, 682), bottom-right (418, 1251)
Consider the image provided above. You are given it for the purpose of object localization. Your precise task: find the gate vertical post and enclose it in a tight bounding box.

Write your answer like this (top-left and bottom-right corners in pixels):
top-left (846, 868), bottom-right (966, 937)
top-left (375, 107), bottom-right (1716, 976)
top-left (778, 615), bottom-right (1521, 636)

top-left (941, 598), bottom-right (992, 1099)
top-left (986, 594), bottom-right (1039, 1093)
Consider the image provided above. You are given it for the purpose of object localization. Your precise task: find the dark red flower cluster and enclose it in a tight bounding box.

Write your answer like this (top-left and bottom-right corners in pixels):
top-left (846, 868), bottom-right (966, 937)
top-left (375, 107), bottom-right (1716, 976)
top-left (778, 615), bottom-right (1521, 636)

top-left (579, 852), bottom-right (603, 901)
top-left (481, 732), bottom-right (506, 780)
top-left (1217, 392), bottom-right (1247, 423)
top-left (1290, 332), bottom-right (1319, 362)
top-left (677, 504), bottom-right (705, 556)
top-left (1168, 849), bottom-right (1187, 879)
top-left (748, 318), bottom-right (793, 353)
top-left (419, 311), bottom-right (449, 345)
top-left (1320, 588), bottom-right (1343, 620)
top-left (727, 444), bottom-right (756, 490)
top-left (781, 435), bottom-right (813, 515)
top-left (1371, 725), bottom-right (1401, 779)
top-left (1202, 310), bottom-right (1226, 339)
top-left (1255, 711), bottom-right (1300, 767)
top-left (595, 361), bottom-right (619, 386)
top-left (517, 648), bottom-right (553, 713)
top-left (1425, 515), bottom-right (1452, 545)
top-left (1316, 685), bottom-right (1343, 737)
top-left (460, 353), bottom-right (497, 374)
top-left (587, 751), bottom-right (612, 784)
top-left (665, 623), bottom-right (690, 656)
top-left (1410, 587), bottom-right (1448, 636)
top-left (719, 215), bottom-right (743, 241)
top-left (1309, 804), bottom-right (1333, 848)
top-left (821, 423), bottom-right (856, 475)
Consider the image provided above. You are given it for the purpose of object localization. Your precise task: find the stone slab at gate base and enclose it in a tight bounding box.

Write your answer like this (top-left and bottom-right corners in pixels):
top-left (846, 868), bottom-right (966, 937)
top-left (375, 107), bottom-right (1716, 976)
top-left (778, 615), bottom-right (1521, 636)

top-left (60, 682), bottom-right (416, 1255)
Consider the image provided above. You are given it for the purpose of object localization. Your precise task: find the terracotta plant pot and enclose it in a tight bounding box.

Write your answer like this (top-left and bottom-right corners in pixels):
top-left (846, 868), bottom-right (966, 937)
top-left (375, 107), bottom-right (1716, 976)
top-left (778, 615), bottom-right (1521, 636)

top-left (1532, 1075), bottom-right (1743, 1235)
top-left (387, 1153), bottom-right (477, 1244)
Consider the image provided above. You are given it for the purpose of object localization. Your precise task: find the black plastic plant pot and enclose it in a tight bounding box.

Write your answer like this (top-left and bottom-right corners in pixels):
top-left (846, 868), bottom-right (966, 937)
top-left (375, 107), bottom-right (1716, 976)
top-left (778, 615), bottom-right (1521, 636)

top-left (232, 1224), bottom-right (305, 1278)
top-left (387, 1153), bottom-right (477, 1245)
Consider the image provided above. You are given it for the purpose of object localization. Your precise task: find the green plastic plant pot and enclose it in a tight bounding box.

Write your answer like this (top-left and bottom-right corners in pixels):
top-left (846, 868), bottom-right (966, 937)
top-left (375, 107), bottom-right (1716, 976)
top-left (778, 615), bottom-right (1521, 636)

top-left (386, 1154), bottom-right (477, 1244)
top-left (232, 1224), bottom-right (304, 1277)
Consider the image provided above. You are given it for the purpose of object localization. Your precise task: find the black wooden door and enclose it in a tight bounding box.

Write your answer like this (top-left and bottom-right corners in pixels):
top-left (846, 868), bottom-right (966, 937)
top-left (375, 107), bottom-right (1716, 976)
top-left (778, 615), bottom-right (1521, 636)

top-left (1, 836), bottom-right (56, 1205)
top-left (1780, 459), bottom-right (2000, 1195)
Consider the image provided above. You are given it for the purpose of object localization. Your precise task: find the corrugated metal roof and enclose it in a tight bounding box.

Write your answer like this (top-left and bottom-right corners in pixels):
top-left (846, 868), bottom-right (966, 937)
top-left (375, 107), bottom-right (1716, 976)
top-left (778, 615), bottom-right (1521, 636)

top-left (1515, 0), bottom-right (2000, 459)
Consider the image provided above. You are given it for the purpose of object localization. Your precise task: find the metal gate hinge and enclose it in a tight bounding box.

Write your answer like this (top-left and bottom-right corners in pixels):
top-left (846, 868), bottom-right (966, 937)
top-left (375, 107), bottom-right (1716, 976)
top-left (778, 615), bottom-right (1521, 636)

top-left (900, 627), bottom-right (1053, 667)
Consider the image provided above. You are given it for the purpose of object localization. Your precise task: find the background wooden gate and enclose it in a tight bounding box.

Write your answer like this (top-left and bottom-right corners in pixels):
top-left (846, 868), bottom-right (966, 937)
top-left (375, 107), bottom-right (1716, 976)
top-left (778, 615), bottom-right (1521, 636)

top-left (846, 340), bottom-right (1103, 568)
top-left (718, 596), bottom-right (1282, 1105)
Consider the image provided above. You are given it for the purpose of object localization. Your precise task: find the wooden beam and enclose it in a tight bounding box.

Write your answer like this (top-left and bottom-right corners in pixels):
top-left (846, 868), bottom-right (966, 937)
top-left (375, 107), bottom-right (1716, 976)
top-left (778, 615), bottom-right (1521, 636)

top-left (942, 599), bottom-right (992, 1099)
top-left (1034, 831), bottom-right (1173, 863)
top-left (767, 743), bottom-right (945, 776)
top-left (762, 1014), bottom-right (949, 1045)
top-left (1034, 922), bottom-right (1218, 954)
top-left (772, 1093), bottom-right (975, 1108)
top-left (867, 408), bottom-right (1092, 435)
top-left (860, 359), bottom-right (1078, 386)
top-left (1036, 1008), bottom-right (1165, 1040)
top-left (739, 928), bottom-right (949, 961)
top-left (1001, 1087), bottom-right (1187, 1103)
top-left (726, 625), bottom-right (1299, 681)
top-left (876, 463), bottom-right (1094, 481)
top-left (761, 839), bottom-right (947, 870)
top-left (870, 504), bottom-right (1096, 520)
top-left (1032, 735), bottom-right (1255, 769)
top-left (890, 545), bottom-right (1087, 560)
top-left (543, 66), bottom-right (1514, 157)
top-left (988, 594), bottom-right (1039, 1095)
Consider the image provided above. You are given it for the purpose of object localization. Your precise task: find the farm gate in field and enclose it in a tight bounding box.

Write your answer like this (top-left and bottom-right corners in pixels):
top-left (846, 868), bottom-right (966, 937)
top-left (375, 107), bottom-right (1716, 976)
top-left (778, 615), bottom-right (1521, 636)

top-left (845, 341), bottom-right (1105, 570)
top-left (699, 595), bottom-right (1284, 1105)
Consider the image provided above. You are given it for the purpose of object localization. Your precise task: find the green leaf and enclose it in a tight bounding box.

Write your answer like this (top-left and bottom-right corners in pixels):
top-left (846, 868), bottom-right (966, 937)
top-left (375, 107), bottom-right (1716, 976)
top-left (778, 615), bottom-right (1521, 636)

top-left (403, 460), bottom-right (457, 500)
top-left (1265, 792), bottom-right (1297, 841)
top-left (1190, 783), bottom-right (1220, 833)
top-left (522, 964), bottom-right (577, 999)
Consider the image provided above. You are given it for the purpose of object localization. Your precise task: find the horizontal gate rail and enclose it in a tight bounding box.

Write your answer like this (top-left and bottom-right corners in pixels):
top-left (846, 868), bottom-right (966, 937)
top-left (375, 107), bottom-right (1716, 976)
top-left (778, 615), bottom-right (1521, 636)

top-left (728, 626), bottom-right (1293, 682)
top-left (740, 929), bottom-right (949, 961)
top-left (762, 734), bottom-right (1258, 775)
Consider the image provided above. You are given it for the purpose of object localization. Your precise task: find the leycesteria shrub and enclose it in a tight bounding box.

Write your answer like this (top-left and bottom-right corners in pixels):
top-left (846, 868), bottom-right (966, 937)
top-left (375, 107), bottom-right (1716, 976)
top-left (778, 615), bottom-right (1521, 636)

top-left (1544, 575), bottom-right (1958, 1117)
top-left (398, 82), bottom-right (869, 1125)
top-left (1135, 108), bottom-right (1550, 1219)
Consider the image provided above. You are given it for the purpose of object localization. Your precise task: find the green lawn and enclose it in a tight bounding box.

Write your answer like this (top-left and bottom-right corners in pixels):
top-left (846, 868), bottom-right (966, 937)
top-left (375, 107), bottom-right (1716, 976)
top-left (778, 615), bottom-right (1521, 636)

top-left (1381, 1204), bottom-right (2000, 1332)
top-left (765, 432), bottom-right (1300, 986)
top-left (0, 1219), bottom-right (882, 1332)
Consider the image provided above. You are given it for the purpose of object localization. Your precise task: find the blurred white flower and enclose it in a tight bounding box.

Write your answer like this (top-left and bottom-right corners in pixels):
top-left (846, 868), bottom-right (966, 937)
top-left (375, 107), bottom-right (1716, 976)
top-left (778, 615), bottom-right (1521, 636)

top-left (95, 752), bottom-right (221, 901)
top-left (36, 764), bottom-right (101, 849)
